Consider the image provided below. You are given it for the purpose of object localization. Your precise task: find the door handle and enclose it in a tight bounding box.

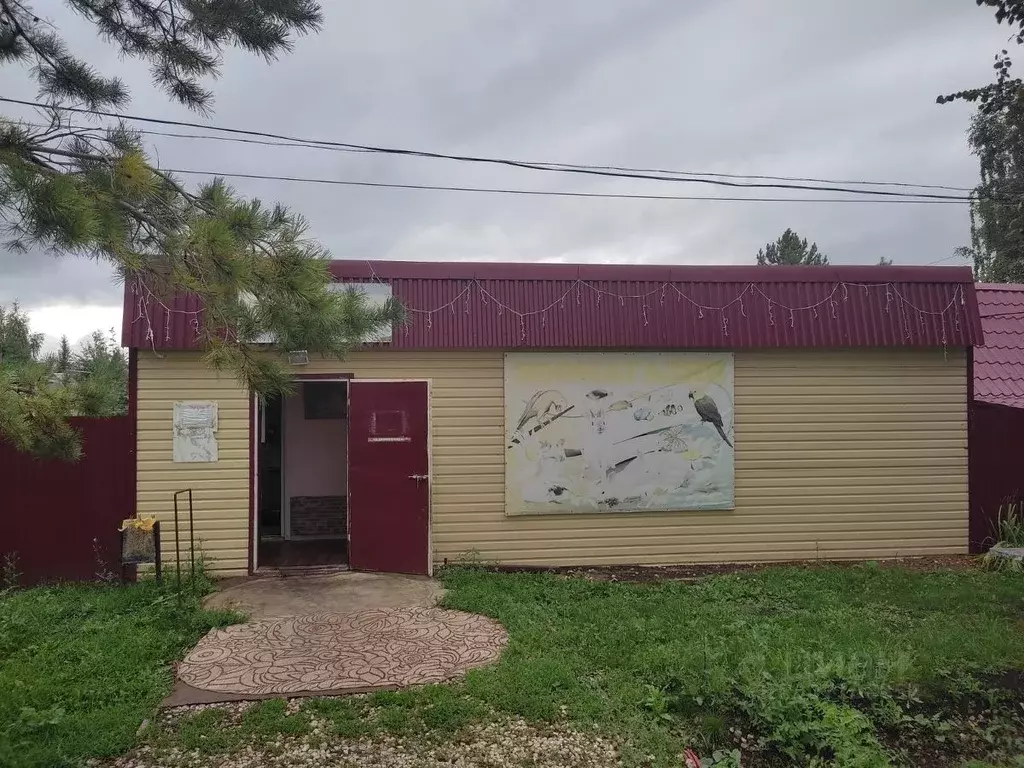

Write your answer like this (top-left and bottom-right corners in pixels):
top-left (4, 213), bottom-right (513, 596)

top-left (408, 474), bottom-right (428, 482)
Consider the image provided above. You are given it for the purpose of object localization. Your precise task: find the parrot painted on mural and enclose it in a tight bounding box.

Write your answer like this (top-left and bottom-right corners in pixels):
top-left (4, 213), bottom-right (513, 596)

top-left (689, 390), bottom-right (733, 448)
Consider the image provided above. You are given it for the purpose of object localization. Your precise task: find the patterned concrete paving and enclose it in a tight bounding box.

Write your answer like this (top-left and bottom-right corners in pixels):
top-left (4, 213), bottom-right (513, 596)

top-left (202, 572), bottom-right (446, 620)
top-left (177, 607), bottom-right (508, 697)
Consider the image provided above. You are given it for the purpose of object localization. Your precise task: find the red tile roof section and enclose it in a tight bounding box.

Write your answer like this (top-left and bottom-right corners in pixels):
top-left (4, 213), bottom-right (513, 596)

top-left (122, 261), bottom-right (982, 351)
top-left (975, 284), bottom-right (1024, 407)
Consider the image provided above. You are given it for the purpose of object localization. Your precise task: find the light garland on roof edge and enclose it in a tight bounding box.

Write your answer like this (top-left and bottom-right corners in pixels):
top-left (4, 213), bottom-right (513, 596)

top-left (398, 276), bottom-right (965, 342)
top-left (128, 269), bottom-right (968, 352)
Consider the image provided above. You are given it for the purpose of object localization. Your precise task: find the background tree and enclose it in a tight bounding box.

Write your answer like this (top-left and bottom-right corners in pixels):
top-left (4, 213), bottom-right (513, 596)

top-left (0, 1), bottom-right (404, 459)
top-left (756, 229), bottom-right (830, 266)
top-left (877, 256), bottom-right (894, 266)
top-left (0, 303), bottom-right (80, 457)
top-left (0, 302), bottom-right (42, 365)
top-left (45, 334), bottom-right (72, 385)
top-left (960, 94), bottom-right (1024, 281)
top-left (72, 329), bottom-right (127, 417)
top-left (939, 1), bottom-right (1024, 281)
top-left (0, 304), bottom-right (128, 456)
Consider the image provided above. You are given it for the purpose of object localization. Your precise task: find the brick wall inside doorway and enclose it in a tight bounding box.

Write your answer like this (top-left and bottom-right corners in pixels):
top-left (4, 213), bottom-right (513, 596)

top-left (290, 495), bottom-right (347, 537)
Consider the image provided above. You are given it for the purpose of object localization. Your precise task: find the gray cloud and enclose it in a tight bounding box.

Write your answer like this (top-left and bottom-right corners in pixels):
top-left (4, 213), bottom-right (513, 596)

top-left (0, 0), bottom-right (1010, 320)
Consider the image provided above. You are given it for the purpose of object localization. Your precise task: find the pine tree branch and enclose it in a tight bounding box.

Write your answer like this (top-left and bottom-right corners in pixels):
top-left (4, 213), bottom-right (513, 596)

top-left (8, 0), bottom-right (58, 31)
top-left (150, 165), bottom-right (206, 208)
top-left (126, 0), bottom-right (174, 39)
top-left (16, 144), bottom-right (184, 243)
top-left (23, 140), bottom-right (208, 209)
top-left (0, 0), bottom-right (355, 457)
top-left (26, 129), bottom-right (87, 144)
top-left (24, 144), bottom-right (107, 163)
top-left (0, 0), bottom-right (62, 74)
top-left (117, 199), bottom-right (175, 238)
top-left (166, 0), bottom-right (177, 38)
top-left (25, 142), bottom-right (305, 266)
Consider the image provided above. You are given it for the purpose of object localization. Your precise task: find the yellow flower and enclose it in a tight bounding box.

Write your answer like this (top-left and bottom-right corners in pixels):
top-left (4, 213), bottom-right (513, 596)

top-left (119, 517), bottom-right (157, 532)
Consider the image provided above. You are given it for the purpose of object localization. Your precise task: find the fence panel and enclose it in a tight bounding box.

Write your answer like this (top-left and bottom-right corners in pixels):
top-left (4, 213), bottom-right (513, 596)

top-left (0, 416), bottom-right (134, 585)
top-left (969, 401), bottom-right (1024, 553)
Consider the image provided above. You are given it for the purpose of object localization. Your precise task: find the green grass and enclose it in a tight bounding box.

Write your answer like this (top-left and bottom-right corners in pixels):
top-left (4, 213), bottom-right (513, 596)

top-left (995, 500), bottom-right (1024, 548)
top-left (241, 697), bottom-right (309, 739)
top-left (432, 564), bottom-right (1024, 766)
top-left (985, 500), bottom-right (1024, 571)
top-left (0, 576), bottom-right (240, 768)
top-left (138, 564), bottom-right (1024, 766)
top-left (47, 562), bottom-right (1024, 767)
top-left (152, 687), bottom-right (495, 754)
top-left (169, 698), bottom-right (314, 754)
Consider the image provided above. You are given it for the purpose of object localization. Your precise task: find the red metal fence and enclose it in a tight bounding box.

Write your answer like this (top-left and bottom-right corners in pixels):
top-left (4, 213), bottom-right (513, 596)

top-left (0, 416), bottom-right (134, 586)
top-left (969, 401), bottom-right (1024, 552)
top-left (3, 402), bottom-right (1014, 578)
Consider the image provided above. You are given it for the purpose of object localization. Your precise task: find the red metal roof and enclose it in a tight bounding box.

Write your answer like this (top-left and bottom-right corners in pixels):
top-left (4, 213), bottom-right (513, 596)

top-left (123, 261), bottom-right (982, 351)
top-left (975, 284), bottom-right (1024, 407)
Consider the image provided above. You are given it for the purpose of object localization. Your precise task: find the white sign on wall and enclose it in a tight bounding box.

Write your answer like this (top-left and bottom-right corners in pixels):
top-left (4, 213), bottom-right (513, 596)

top-left (172, 401), bottom-right (218, 463)
top-left (504, 352), bottom-right (735, 515)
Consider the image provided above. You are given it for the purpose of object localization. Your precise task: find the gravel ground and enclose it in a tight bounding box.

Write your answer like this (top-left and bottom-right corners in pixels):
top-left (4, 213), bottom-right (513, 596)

top-left (99, 703), bottom-right (623, 768)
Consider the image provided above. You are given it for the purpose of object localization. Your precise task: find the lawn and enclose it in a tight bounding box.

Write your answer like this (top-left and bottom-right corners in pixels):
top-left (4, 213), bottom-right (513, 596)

top-left (0, 576), bottom-right (239, 768)
top-left (438, 563), bottom-right (1024, 766)
top-left (6, 563), bottom-right (1024, 767)
top-left (133, 562), bottom-right (1024, 768)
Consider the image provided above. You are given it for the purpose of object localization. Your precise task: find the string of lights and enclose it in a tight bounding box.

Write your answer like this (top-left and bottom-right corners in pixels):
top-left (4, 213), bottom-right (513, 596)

top-left (129, 267), bottom-right (967, 352)
top-left (362, 264), bottom-right (966, 344)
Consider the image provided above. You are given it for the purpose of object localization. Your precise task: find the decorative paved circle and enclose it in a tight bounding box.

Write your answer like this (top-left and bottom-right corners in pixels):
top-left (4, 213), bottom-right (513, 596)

top-left (177, 607), bottom-right (508, 695)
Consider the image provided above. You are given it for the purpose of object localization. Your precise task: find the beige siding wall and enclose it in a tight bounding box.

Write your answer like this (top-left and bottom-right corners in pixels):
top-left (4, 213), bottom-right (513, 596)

top-left (136, 348), bottom-right (967, 576)
top-left (137, 353), bottom-right (251, 574)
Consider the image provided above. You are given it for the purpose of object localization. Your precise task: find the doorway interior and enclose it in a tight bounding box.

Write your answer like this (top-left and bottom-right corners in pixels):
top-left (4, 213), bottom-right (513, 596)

top-left (257, 380), bottom-right (350, 568)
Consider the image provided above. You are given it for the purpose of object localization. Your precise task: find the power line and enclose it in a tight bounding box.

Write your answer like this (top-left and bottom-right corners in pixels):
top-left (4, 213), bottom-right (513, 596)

top-left (1, 96), bottom-right (977, 200)
top-left (15, 117), bottom-right (986, 204)
top-left (18, 120), bottom-right (376, 155)
top-left (36, 121), bottom-right (975, 194)
top-left (926, 254), bottom-right (970, 265)
top-left (162, 166), bottom-right (972, 204)
top-left (526, 162), bottom-right (974, 193)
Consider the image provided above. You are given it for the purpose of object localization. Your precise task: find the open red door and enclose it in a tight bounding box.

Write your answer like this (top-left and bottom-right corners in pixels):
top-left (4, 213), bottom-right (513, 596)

top-left (348, 381), bottom-right (430, 574)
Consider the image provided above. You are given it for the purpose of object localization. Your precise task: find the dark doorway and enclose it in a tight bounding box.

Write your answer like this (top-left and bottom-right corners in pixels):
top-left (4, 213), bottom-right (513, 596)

top-left (256, 383), bottom-right (350, 569)
top-left (257, 394), bottom-right (283, 539)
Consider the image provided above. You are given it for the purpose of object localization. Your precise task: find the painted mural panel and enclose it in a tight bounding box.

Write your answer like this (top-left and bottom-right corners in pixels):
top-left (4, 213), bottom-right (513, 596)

top-left (505, 352), bottom-right (734, 515)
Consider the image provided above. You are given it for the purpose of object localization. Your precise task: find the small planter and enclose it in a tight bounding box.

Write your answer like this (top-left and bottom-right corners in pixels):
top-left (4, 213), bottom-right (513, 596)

top-left (119, 518), bottom-right (162, 580)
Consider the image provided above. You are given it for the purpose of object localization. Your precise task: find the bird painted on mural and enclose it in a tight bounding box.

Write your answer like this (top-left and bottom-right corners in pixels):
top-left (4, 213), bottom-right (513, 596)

top-left (509, 389), bottom-right (572, 447)
top-left (689, 390), bottom-right (733, 448)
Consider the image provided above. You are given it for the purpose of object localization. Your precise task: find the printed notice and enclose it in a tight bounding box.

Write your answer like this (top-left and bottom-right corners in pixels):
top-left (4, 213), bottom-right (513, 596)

top-left (172, 401), bottom-right (219, 463)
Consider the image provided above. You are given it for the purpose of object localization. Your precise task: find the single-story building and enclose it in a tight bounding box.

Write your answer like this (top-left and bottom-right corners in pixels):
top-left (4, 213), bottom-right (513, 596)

top-left (122, 261), bottom-right (982, 577)
top-left (969, 283), bottom-right (1024, 551)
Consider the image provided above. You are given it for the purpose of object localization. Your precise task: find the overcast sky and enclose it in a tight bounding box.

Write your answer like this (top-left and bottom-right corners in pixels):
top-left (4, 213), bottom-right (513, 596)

top-left (0, 0), bottom-right (1011, 346)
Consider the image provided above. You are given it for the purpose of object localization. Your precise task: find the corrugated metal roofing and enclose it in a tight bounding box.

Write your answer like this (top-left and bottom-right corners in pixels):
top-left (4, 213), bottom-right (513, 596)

top-left (975, 283), bottom-right (1024, 408)
top-left (122, 261), bottom-right (982, 351)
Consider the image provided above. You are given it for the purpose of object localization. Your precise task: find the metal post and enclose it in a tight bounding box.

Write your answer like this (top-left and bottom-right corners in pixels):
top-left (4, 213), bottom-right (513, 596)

top-left (172, 488), bottom-right (196, 593)
top-left (119, 529), bottom-right (129, 585)
top-left (173, 491), bottom-right (182, 594)
top-left (187, 488), bottom-right (195, 584)
top-left (153, 520), bottom-right (162, 583)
